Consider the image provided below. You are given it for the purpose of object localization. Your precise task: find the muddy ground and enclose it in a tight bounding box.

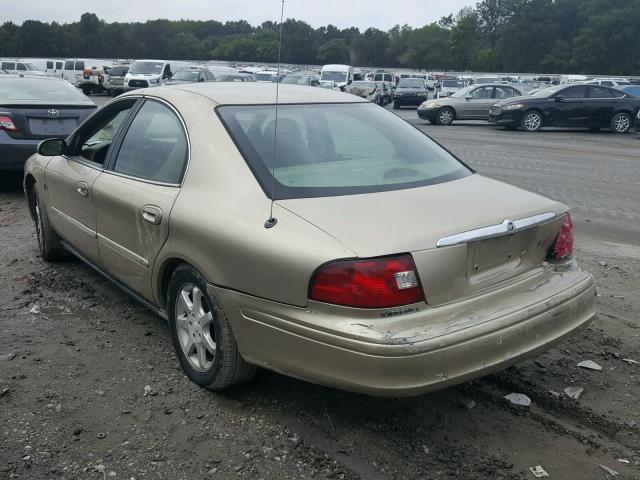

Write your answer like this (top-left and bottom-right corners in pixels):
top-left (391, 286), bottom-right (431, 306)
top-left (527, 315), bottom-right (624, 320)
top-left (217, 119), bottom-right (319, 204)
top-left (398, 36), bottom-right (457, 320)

top-left (1, 123), bottom-right (639, 479)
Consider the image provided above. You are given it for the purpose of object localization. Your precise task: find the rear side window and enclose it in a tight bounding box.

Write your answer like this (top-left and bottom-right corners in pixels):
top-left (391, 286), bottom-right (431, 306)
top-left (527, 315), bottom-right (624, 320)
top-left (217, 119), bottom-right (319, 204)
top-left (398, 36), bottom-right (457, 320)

top-left (589, 86), bottom-right (614, 98)
top-left (64, 60), bottom-right (74, 70)
top-left (46, 61), bottom-right (54, 69)
top-left (218, 103), bottom-right (471, 199)
top-left (2, 62), bottom-right (16, 70)
top-left (75, 61), bottom-right (85, 70)
top-left (56, 61), bottom-right (63, 69)
top-left (112, 101), bottom-right (188, 184)
top-left (561, 86), bottom-right (587, 98)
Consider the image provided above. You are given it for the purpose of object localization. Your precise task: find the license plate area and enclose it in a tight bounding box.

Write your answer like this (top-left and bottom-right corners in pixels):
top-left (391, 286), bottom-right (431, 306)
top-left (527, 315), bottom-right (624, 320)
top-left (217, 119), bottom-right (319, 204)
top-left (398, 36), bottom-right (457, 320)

top-left (467, 229), bottom-right (537, 285)
top-left (28, 118), bottom-right (77, 136)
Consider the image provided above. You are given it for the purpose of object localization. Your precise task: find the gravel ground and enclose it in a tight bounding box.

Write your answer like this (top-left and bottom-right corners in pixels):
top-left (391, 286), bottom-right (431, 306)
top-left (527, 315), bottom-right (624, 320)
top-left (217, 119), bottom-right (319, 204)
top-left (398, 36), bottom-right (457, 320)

top-left (1, 98), bottom-right (639, 479)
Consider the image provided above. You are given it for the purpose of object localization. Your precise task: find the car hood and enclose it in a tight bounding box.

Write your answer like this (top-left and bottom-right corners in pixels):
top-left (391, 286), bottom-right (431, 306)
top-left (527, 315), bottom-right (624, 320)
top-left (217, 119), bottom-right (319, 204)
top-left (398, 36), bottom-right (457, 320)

top-left (279, 174), bottom-right (566, 258)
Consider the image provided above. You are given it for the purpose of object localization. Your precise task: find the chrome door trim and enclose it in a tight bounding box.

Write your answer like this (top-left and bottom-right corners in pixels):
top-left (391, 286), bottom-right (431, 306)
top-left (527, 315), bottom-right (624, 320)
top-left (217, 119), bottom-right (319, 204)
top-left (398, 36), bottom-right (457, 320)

top-left (436, 212), bottom-right (556, 248)
top-left (97, 233), bottom-right (150, 268)
top-left (50, 206), bottom-right (96, 238)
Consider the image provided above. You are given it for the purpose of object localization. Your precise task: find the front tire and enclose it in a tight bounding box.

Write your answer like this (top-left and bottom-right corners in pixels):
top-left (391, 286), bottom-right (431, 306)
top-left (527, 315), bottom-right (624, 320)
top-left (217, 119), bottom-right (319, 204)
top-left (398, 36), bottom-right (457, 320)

top-left (610, 112), bottom-right (632, 134)
top-left (168, 265), bottom-right (256, 391)
top-left (393, 101), bottom-right (400, 110)
top-left (32, 187), bottom-right (66, 261)
top-left (81, 86), bottom-right (92, 96)
top-left (521, 110), bottom-right (543, 132)
top-left (436, 107), bottom-right (454, 126)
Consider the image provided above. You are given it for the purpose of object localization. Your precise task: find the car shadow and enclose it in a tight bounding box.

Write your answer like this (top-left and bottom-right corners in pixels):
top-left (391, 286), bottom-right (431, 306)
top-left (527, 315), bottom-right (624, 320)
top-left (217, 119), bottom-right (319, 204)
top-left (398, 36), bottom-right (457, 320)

top-left (0, 173), bottom-right (23, 193)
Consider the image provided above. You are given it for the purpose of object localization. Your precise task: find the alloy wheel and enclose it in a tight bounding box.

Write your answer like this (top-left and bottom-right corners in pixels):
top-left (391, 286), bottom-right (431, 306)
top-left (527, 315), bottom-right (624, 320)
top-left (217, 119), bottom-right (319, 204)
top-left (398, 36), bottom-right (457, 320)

top-left (523, 112), bottom-right (542, 131)
top-left (438, 109), bottom-right (453, 125)
top-left (34, 199), bottom-right (44, 254)
top-left (612, 113), bottom-right (630, 133)
top-left (175, 283), bottom-right (216, 372)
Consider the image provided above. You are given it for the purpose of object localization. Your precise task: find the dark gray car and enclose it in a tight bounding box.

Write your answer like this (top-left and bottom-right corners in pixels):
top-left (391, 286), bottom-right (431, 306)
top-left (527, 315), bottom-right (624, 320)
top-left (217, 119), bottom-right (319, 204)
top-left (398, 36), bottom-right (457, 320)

top-left (0, 75), bottom-right (96, 172)
top-left (418, 84), bottom-right (526, 125)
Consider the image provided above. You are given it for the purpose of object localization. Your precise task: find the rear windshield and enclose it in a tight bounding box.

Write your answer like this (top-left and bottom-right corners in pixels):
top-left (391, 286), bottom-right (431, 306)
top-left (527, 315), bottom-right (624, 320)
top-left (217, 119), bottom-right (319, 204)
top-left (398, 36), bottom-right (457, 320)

top-left (218, 103), bottom-right (471, 199)
top-left (442, 80), bottom-right (464, 87)
top-left (0, 78), bottom-right (89, 102)
top-left (109, 66), bottom-right (129, 76)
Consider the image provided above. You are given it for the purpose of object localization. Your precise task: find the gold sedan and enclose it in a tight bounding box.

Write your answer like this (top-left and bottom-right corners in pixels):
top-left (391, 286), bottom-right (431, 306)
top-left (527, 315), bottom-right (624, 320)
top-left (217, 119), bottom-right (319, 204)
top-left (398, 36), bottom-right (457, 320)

top-left (24, 83), bottom-right (595, 396)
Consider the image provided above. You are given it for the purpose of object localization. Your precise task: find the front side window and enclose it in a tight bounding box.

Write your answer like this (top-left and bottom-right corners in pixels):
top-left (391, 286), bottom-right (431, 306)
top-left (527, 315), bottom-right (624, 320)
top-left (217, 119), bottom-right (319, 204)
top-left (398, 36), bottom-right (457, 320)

top-left (47, 61), bottom-right (54, 69)
top-left (64, 60), bottom-right (74, 70)
top-left (470, 86), bottom-right (493, 99)
top-left (75, 61), bottom-right (85, 71)
top-left (112, 101), bottom-right (188, 184)
top-left (218, 103), bottom-right (471, 199)
top-left (56, 62), bottom-right (63, 69)
top-left (494, 86), bottom-right (518, 99)
top-left (78, 104), bottom-right (135, 165)
top-left (16, 63), bottom-right (26, 71)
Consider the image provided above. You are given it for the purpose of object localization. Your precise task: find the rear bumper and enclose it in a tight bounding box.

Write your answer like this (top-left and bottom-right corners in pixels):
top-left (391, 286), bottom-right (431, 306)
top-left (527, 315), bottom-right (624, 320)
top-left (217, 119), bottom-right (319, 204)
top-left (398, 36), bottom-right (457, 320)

top-left (211, 269), bottom-right (596, 397)
top-left (0, 133), bottom-right (39, 172)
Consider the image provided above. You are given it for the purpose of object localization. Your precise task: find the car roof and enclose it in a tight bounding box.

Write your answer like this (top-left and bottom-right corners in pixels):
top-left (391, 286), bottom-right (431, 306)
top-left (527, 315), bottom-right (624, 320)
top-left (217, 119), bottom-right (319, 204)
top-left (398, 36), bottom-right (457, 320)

top-left (156, 82), bottom-right (367, 105)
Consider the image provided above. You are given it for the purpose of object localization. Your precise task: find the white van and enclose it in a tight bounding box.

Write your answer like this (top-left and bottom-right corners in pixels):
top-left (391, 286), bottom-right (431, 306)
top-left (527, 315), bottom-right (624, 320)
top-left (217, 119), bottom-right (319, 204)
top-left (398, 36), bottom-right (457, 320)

top-left (124, 60), bottom-right (189, 91)
top-left (320, 64), bottom-right (353, 91)
top-left (61, 59), bottom-right (111, 85)
top-left (0, 59), bottom-right (47, 76)
top-left (559, 74), bottom-right (588, 84)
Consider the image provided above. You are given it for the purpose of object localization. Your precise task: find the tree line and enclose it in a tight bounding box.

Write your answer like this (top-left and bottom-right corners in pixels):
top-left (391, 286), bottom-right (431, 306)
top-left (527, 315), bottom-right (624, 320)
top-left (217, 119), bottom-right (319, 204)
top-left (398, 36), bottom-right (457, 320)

top-left (1, 0), bottom-right (639, 75)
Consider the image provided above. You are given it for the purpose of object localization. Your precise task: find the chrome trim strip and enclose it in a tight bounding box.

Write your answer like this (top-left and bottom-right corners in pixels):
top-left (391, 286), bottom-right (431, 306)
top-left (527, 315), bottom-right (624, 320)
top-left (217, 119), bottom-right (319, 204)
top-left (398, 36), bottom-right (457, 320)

top-left (97, 233), bottom-right (149, 268)
top-left (50, 206), bottom-right (96, 238)
top-left (436, 212), bottom-right (556, 248)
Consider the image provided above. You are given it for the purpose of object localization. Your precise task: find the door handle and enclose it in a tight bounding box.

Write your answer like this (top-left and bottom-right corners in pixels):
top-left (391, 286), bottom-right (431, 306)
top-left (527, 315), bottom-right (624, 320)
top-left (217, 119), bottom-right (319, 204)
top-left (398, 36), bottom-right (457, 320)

top-left (141, 205), bottom-right (162, 225)
top-left (76, 182), bottom-right (89, 197)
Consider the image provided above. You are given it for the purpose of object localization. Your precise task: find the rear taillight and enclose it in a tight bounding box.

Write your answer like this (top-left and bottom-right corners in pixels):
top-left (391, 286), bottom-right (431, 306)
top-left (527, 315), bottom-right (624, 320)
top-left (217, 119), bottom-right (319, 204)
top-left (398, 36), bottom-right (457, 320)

top-left (309, 254), bottom-right (425, 309)
top-left (0, 115), bottom-right (18, 132)
top-left (547, 213), bottom-right (574, 261)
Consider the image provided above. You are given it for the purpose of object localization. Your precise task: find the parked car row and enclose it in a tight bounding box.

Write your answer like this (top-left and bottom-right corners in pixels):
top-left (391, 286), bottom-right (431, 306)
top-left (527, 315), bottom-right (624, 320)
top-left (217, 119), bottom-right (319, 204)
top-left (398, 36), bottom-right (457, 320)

top-left (418, 83), bottom-right (640, 133)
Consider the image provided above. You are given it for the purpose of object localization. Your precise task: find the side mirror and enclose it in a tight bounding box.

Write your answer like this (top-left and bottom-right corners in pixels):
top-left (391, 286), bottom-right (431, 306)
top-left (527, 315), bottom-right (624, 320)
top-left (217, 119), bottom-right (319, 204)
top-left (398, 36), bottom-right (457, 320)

top-left (199, 78), bottom-right (205, 82)
top-left (348, 79), bottom-right (352, 85)
top-left (465, 95), bottom-right (472, 100)
top-left (555, 95), bottom-right (566, 102)
top-left (37, 138), bottom-right (66, 156)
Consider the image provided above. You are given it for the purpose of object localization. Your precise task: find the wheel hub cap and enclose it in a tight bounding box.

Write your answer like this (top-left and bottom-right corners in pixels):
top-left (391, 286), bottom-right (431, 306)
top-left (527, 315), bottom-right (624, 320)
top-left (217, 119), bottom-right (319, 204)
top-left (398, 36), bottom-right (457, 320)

top-left (175, 284), bottom-right (216, 372)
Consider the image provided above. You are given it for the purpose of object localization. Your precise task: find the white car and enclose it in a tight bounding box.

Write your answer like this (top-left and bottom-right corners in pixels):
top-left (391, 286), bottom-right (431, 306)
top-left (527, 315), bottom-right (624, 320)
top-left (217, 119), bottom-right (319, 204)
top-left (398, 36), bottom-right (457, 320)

top-left (124, 60), bottom-right (189, 92)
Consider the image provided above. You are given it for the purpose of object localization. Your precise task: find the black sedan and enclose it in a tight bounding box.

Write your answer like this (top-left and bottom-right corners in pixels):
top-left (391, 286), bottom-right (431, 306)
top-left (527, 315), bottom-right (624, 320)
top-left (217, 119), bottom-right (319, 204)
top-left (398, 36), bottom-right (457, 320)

top-left (489, 84), bottom-right (640, 133)
top-left (1, 75), bottom-right (96, 172)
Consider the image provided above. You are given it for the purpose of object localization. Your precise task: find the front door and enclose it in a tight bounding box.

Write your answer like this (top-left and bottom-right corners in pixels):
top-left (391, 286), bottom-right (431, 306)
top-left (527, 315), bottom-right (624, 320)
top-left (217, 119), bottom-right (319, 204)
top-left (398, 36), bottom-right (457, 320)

top-left (548, 85), bottom-right (588, 126)
top-left (44, 98), bottom-right (139, 265)
top-left (93, 99), bottom-right (189, 301)
top-left (459, 86), bottom-right (495, 119)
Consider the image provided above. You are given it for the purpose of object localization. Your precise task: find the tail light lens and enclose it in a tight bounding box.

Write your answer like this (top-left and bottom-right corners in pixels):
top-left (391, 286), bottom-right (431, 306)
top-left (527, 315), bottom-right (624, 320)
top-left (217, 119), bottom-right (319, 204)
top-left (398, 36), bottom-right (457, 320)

top-left (547, 213), bottom-right (574, 261)
top-left (0, 115), bottom-right (18, 132)
top-left (309, 254), bottom-right (425, 308)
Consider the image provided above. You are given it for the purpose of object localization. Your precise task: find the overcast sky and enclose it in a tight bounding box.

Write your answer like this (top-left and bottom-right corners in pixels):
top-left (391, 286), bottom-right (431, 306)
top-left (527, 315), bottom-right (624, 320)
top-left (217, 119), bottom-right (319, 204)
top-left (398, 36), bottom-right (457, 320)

top-left (3, 0), bottom-right (474, 30)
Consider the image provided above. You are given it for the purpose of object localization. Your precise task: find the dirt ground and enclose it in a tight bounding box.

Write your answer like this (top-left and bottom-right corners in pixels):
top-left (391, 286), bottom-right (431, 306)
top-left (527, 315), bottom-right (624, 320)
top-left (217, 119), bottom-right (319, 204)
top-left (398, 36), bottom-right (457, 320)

top-left (1, 158), bottom-right (639, 480)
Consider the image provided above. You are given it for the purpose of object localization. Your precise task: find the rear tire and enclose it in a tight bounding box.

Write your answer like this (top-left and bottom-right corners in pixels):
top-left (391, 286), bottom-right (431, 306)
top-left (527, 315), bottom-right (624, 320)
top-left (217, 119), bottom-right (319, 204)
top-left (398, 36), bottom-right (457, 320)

top-left (436, 107), bottom-right (454, 126)
top-left (32, 187), bottom-right (66, 261)
top-left (81, 86), bottom-right (92, 96)
top-left (168, 264), bottom-right (256, 391)
top-left (610, 112), bottom-right (632, 134)
top-left (520, 110), bottom-right (543, 132)
top-left (393, 102), bottom-right (400, 110)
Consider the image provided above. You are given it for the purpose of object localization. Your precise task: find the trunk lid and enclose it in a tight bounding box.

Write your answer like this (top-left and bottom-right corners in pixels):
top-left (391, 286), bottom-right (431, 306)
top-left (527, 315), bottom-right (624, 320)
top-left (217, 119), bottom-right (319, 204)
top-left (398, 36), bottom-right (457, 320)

top-left (280, 174), bottom-right (567, 305)
top-left (0, 104), bottom-right (96, 140)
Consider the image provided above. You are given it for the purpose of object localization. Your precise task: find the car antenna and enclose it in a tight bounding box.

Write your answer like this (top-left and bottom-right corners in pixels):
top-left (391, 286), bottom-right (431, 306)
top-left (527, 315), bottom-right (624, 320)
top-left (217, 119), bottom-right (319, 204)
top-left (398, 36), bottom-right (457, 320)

top-left (264, 0), bottom-right (285, 229)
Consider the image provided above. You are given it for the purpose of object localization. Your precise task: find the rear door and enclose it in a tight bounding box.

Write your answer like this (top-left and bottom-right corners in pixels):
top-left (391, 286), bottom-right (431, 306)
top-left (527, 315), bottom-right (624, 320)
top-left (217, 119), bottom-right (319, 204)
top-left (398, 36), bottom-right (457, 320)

top-left (587, 85), bottom-right (616, 126)
top-left (44, 98), bottom-right (138, 264)
top-left (93, 98), bottom-right (189, 301)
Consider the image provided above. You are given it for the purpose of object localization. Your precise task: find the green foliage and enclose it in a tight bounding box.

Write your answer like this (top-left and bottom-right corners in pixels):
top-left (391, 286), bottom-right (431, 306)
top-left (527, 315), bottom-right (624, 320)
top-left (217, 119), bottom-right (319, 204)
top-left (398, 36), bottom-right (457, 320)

top-left (1, 1), bottom-right (639, 74)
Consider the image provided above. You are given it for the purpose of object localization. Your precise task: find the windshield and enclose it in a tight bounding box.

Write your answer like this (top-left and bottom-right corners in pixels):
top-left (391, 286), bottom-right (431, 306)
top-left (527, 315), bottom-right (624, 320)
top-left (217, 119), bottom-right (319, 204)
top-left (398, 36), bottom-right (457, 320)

top-left (282, 76), bottom-right (312, 85)
top-left (350, 81), bottom-right (375, 89)
top-left (321, 71), bottom-right (348, 83)
top-left (256, 73), bottom-right (277, 82)
top-left (529, 85), bottom-right (564, 97)
top-left (172, 70), bottom-right (200, 81)
top-left (476, 77), bottom-right (499, 84)
top-left (450, 86), bottom-right (475, 98)
top-left (109, 66), bottom-right (129, 76)
top-left (0, 77), bottom-right (90, 102)
top-left (218, 103), bottom-right (470, 199)
top-left (442, 80), bottom-right (464, 88)
top-left (399, 79), bottom-right (424, 88)
top-left (217, 74), bottom-right (250, 82)
top-left (129, 61), bottom-right (164, 75)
